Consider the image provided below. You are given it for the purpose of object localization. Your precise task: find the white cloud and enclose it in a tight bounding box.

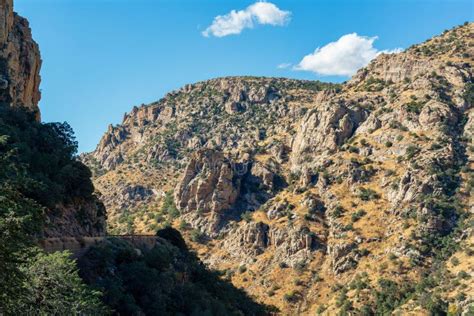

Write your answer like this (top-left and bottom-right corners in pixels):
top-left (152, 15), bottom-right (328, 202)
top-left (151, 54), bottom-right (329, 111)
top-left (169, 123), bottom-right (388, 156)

top-left (277, 63), bottom-right (292, 69)
top-left (202, 1), bottom-right (291, 38)
top-left (295, 33), bottom-right (402, 76)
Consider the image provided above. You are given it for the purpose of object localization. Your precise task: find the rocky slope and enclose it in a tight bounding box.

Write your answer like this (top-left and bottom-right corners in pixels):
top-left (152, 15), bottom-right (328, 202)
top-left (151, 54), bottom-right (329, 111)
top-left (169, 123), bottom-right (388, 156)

top-left (85, 23), bottom-right (474, 314)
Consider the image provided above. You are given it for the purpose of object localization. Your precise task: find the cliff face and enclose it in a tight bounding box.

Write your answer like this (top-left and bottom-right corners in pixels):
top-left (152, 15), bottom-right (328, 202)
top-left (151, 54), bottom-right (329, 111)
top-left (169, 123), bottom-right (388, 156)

top-left (85, 23), bottom-right (474, 314)
top-left (0, 0), bottom-right (41, 119)
top-left (0, 1), bottom-right (105, 238)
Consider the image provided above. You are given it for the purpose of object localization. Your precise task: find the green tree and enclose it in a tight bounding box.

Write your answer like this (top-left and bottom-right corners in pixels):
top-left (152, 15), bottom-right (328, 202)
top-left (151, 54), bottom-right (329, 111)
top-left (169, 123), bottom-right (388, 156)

top-left (19, 251), bottom-right (107, 315)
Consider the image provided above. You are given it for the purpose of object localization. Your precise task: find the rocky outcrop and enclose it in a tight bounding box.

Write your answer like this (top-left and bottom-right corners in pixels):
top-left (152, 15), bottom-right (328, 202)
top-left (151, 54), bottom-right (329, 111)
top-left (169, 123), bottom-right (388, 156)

top-left (418, 100), bottom-right (457, 128)
top-left (327, 241), bottom-right (358, 274)
top-left (220, 221), bottom-right (318, 267)
top-left (290, 102), bottom-right (368, 168)
top-left (0, 0), bottom-right (41, 118)
top-left (174, 149), bottom-right (242, 216)
top-left (93, 124), bottom-right (128, 170)
top-left (175, 150), bottom-right (288, 233)
top-left (221, 221), bottom-right (269, 258)
top-left (222, 79), bottom-right (280, 114)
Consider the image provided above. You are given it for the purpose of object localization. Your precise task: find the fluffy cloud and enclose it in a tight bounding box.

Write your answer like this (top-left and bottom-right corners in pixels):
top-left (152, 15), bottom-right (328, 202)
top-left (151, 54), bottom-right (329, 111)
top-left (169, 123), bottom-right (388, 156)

top-left (202, 1), bottom-right (291, 37)
top-left (295, 33), bottom-right (402, 76)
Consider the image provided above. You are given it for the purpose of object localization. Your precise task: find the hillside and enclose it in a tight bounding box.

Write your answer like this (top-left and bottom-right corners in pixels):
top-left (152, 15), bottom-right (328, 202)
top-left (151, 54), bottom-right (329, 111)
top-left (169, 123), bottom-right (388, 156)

top-left (85, 22), bottom-right (474, 314)
top-left (0, 0), bottom-right (272, 314)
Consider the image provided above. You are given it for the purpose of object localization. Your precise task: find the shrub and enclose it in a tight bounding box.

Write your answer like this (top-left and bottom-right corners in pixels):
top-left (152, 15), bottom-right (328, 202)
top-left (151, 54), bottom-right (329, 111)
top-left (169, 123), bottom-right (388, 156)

top-left (430, 143), bottom-right (443, 150)
top-left (283, 291), bottom-right (299, 303)
top-left (178, 220), bottom-right (188, 230)
top-left (374, 279), bottom-right (414, 314)
top-left (405, 145), bottom-right (420, 160)
top-left (332, 205), bottom-right (345, 218)
top-left (342, 224), bottom-right (354, 231)
top-left (348, 146), bottom-right (360, 154)
top-left (358, 188), bottom-right (380, 201)
top-left (294, 261), bottom-right (307, 272)
top-left (160, 190), bottom-right (179, 219)
top-left (404, 101), bottom-right (425, 114)
top-left (241, 211), bottom-right (253, 223)
top-left (451, 257), bottom-right (460, 266)
top-left (279, 262), bottom-right (288, 269)
top-left (351, 209), bottom-right (367, 222)
top-left (336, 288), bottom-right (349, 307)
top-left (316, 305), bottom-right (327, 314)
top-left (457, 271), bottom-right (470, 279)
top-left (190, 229), bottom-right (205, 243)
top-left (357, 248), bottom-right (370, 257)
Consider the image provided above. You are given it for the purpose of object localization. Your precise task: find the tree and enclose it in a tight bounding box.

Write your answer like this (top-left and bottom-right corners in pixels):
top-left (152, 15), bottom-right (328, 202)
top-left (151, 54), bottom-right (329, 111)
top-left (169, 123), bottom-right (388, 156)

top-left (19, 251), bottom-right (107, 315)
top-left (0, 104), bottom-right (107, 314)
top-left (0, 188), bottom-right (42, 312)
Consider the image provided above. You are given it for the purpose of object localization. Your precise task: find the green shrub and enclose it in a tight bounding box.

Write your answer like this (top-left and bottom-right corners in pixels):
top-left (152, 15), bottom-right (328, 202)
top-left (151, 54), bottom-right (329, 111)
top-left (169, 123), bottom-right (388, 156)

top-left (332, 205), bottom-right (345, 218)
top-left (161, 190), bottom-right (179, 219)
top-left (190, 229), bottom-right (206, 243)
top-left (348, 146), bottom-right (360, 154)
top-left (283, 291), bottom-right (299, 303)
top-left (294, 261), bottom-right (307, 272)
top-left (374, 279), bottom-right (414, 314)
top-left (358, 188), bottom-right (380, 201)
top-left (351, 209), bottom-right (367, 222)
top-left (451, 257), bottom-right (460, 266)
top-left (457, 271), bottom-right (470, 279)
top-left (404, 101), bottom-right (425, 114)
top-left (241, 211), bottom-right (253, 223)
top-left (405, 145), bottom-right (420, 160)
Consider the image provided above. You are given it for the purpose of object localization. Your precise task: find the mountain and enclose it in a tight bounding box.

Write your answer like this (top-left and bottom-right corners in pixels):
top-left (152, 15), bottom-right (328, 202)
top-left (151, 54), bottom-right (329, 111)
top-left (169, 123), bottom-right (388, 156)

top-left (85, 23), bottom-right (474, 314)
top-left (0, 1), bottom-right (273, 314)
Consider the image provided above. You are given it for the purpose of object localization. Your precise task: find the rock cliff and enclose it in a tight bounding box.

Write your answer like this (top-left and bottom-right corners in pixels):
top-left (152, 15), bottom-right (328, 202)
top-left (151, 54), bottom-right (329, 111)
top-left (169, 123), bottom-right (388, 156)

top-left (0, 0), bottom-right (41, 118)
top-left (0, 1), bottom-right (105, 238)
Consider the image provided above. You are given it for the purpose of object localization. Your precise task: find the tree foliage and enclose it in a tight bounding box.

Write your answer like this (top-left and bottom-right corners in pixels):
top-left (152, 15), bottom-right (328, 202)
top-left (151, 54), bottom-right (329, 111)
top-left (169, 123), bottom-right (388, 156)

top-left (18, 251), bottom-right (107, 315)
top-left (0, 105), bottom-right (101, 313)
top-left (78, 229), bottom-right (273, 315)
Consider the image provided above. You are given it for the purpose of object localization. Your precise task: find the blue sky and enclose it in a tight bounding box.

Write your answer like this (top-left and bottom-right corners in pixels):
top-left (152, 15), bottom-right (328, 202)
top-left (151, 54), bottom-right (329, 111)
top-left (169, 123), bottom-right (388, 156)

top-left (16, 0), bottom-right (473, 153)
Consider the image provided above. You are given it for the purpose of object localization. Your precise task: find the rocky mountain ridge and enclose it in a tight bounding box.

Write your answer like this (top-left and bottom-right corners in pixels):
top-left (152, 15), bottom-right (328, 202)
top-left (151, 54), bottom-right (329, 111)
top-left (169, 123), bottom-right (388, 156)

top-left (85, 23), bottom-right (474, 314)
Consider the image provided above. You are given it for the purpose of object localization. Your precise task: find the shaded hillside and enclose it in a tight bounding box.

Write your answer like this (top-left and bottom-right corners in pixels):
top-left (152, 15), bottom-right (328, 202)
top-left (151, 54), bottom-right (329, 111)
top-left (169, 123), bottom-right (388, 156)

top-left (78, 228), bottom-right (273, 315)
